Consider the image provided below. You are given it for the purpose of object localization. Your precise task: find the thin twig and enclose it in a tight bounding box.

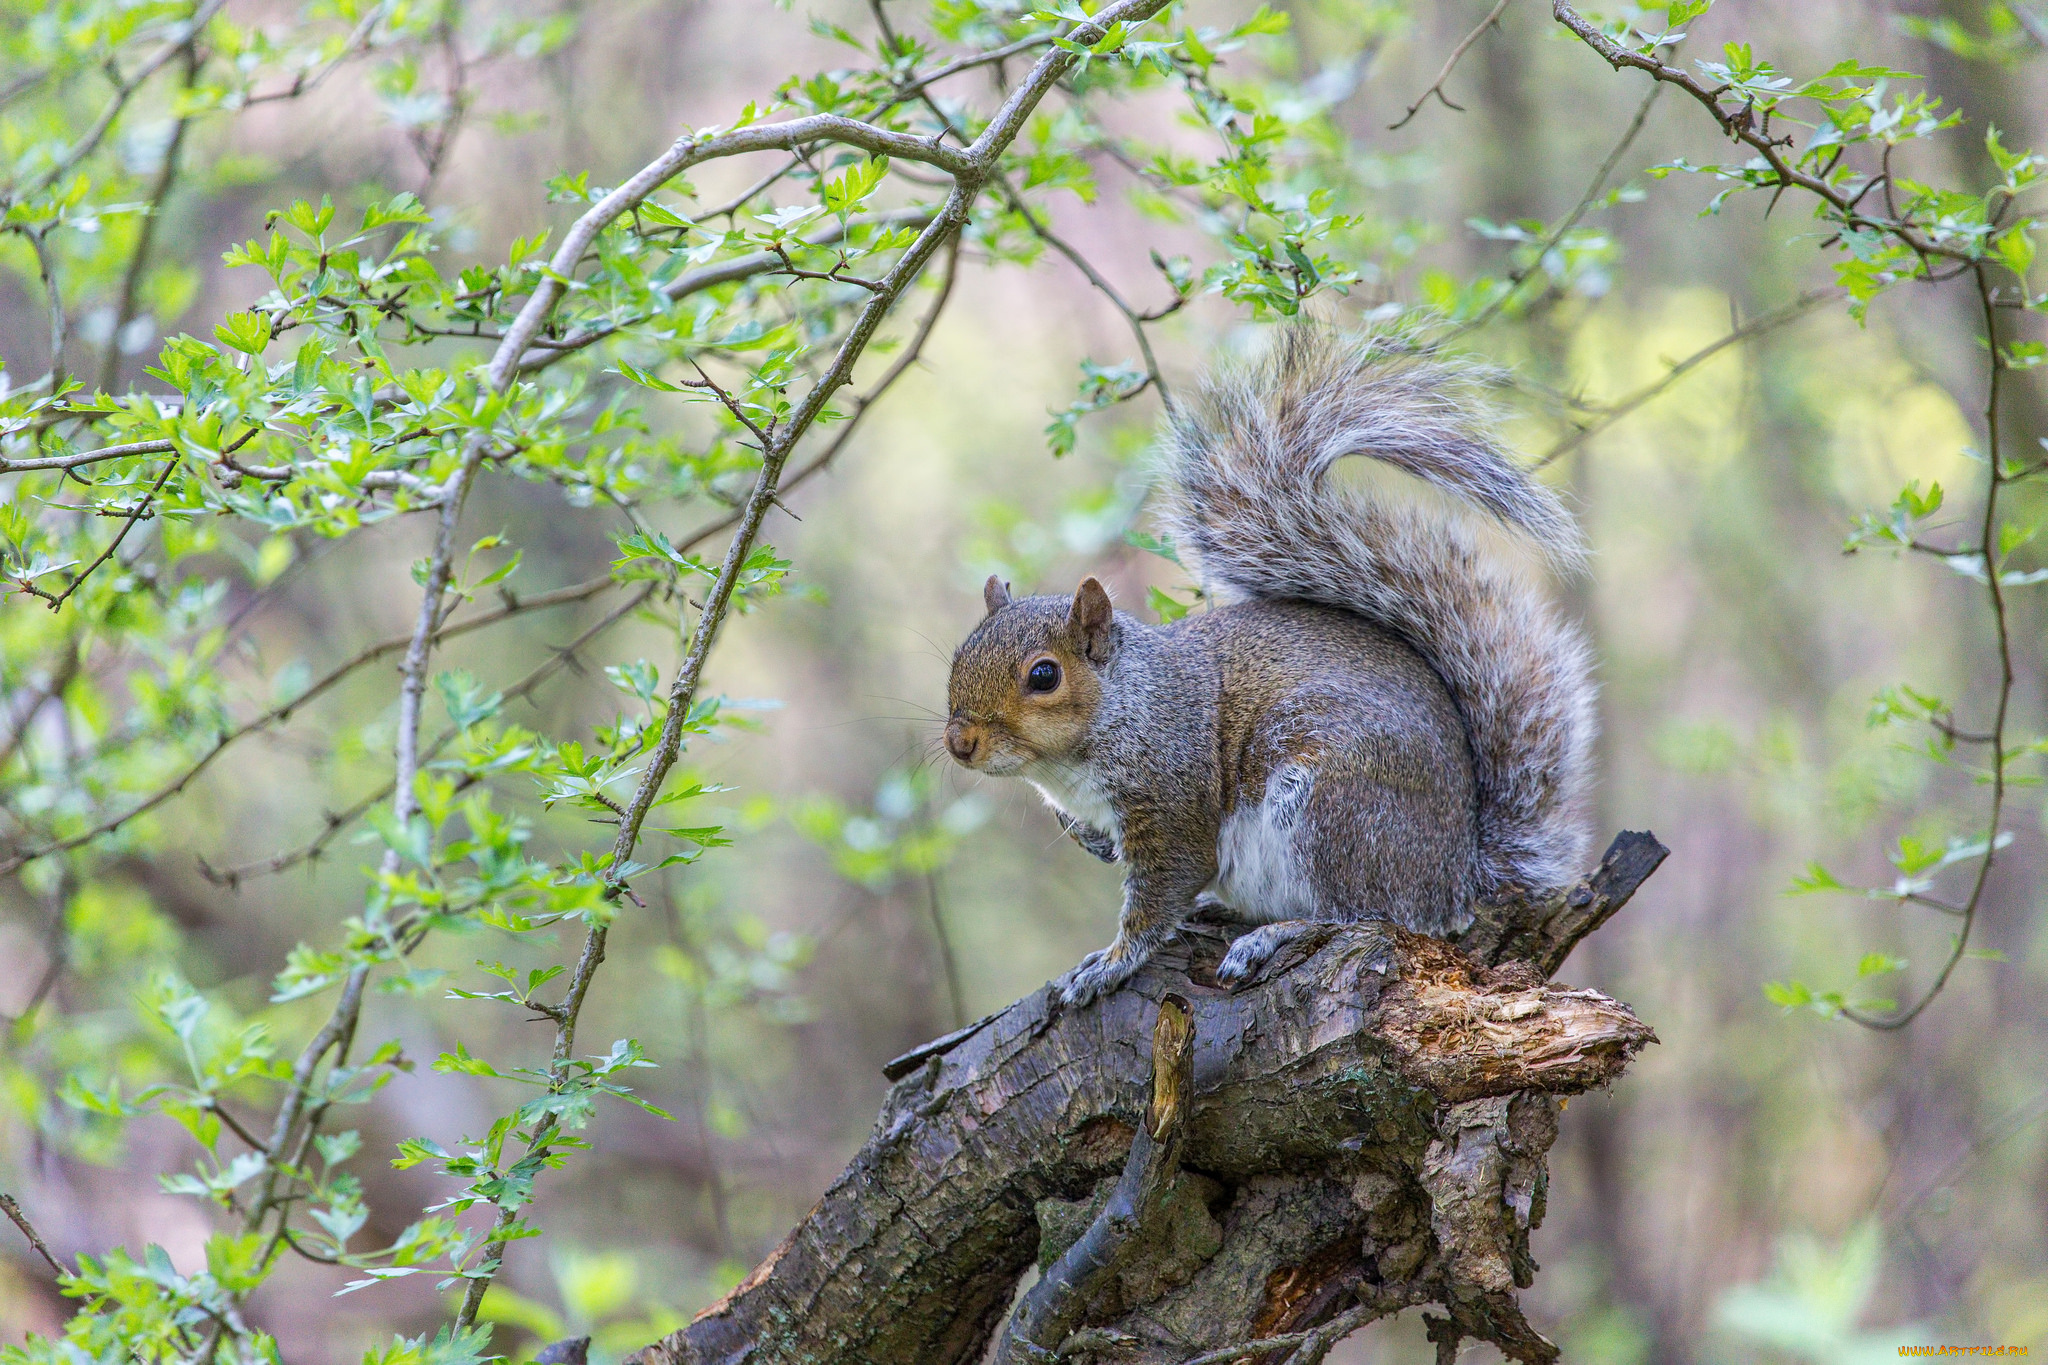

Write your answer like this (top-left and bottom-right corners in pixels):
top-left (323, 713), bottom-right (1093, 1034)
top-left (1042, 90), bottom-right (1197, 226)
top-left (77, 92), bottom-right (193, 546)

top-left (99, 48), bottom-right (199, 392)
top-left (515, 206), bottom-right (937, 373)
top-left (0, 436), bottom-right (175, 474)
top-left (896, 34), bottom-right (1056, 101)
top-left (5, 0), bottom-right (228, 204)
top-left (999, 180), bottom-right (1176, 410)
top-left (1551, 2), bottom-right (1980, 265)
top-left (1, 425), bottom-right (259, 477)
top-left (1533, 289), bottom-right (1832, 468)
top-left (1844, 266), bottom-right (2013, 1030)
top-left (0, 572), bottom-right (619, 876)
top-left (242, 1), bottom-right (392, 106)
top-left (198, 583), bottom-right (655, 886)
top-left (31, 457), bottom-right (179, 612)
top-left (2005, 1), bottom-right (2048, 48)
top-left (1, 876), bottom-right (73, 1031)
top-left (0, 67), bottom-right (50, 111)
top-left (923, 871), bottom-right (967, 1030)
top-left (1459, 76), bottom-right (1663, 334)
top-left (1170, 1297), bottom-right (1397, 1365)
top-left (0, 1193), bottom-right (65, 1277)
top-left (28, 229), bottom-right (67, 396)
top-left (1390, 0), bottom-right (1514, 130)
top-left (0, 635), bottom-right (80, 776)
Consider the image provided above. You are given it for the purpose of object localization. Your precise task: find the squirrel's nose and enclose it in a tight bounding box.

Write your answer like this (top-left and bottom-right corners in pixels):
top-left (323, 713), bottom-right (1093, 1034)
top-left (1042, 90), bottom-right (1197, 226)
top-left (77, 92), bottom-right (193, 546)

top-left (945, 719), bottom-right (980, 764)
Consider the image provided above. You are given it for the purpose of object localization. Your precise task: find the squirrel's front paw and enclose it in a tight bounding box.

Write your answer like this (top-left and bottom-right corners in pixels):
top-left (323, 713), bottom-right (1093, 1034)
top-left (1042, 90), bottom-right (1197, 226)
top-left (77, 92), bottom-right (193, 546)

top-left (1056, 945), bottom-right (1143, 1007)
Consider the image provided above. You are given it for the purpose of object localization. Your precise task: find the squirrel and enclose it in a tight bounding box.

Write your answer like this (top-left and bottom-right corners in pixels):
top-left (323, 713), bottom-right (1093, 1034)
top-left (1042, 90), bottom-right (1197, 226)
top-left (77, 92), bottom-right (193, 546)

top-left (944, 328), bottom-right (1596, 1006)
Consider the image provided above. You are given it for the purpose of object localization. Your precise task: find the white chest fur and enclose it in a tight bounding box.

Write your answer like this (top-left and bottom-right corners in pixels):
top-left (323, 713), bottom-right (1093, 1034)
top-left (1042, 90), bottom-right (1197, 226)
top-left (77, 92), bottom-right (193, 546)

top-left (1024, 760), bottom-right (1122, 844)
top-left (1208, 763), bottom-right (1319, 923)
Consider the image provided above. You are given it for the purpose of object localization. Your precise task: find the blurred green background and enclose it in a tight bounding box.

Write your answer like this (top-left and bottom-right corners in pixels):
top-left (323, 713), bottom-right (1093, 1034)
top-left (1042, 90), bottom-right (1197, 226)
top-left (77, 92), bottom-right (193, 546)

top-left (3, 1), bottom-right (2046, 1361)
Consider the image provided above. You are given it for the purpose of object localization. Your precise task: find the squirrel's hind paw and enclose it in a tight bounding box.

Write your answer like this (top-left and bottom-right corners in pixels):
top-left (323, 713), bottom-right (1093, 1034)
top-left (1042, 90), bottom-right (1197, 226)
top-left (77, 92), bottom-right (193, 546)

top-left (1216, 920), bottom-right (1316, 989)
top-left (1056, 946), bottom-right (1143, 1007)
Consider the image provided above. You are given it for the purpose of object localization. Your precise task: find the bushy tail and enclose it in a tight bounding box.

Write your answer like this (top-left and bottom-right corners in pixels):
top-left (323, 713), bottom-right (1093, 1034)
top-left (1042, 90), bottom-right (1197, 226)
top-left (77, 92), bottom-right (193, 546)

top-left (1159, 329), bottom-right (1596, 897)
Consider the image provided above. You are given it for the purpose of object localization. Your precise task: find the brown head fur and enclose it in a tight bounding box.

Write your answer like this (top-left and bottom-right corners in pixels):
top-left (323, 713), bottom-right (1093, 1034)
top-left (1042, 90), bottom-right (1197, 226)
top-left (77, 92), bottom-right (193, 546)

top-left (945, 576), bottom-right (1115, 775)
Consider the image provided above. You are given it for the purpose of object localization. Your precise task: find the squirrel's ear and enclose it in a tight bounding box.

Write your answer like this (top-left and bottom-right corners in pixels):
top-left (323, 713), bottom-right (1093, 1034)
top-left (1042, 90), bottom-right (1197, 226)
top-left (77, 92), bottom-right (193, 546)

top-left (982, 575), bottom-right (1013, 617)
top-left (1067, 577), bottom-right (1115, 664)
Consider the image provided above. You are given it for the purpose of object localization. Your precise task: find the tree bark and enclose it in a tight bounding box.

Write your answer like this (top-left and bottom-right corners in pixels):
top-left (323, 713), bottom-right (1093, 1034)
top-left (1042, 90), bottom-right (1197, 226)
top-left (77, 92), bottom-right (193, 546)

top-left (632, 832), bottom-right (1667, 1365)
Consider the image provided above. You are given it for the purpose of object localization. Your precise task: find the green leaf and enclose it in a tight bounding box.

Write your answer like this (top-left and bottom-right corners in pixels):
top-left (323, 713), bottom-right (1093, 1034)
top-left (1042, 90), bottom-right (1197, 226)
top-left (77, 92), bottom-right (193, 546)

top-left (1787, 862), bottom-right (1851, 895)
top-left (1765, 979), bottom-right (1814, 1010)
top-left (392, 1136), bottom-right (451, 1169)
top-left (617, 360), bottom-right (688, 392)
top-left (213, 310), bottom-right (273, 355)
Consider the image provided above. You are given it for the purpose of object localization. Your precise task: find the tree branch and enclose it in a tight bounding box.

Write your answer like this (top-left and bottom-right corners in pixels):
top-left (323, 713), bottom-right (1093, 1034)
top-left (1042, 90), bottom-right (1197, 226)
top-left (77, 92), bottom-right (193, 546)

top-left (631, 844), bottom-right (1660, 1365)
top-left (196, 580), bottom-right (656, 887)
top-left (994, 994), bottom-right (1196, 1363)
top-left (1549, 2), bottom-right (1981, 265)
top-left (26, 456), bottom-right (179, 612)
top-left (4, 0), bottom-right (228, 204)
top-left (0, 571), bottom-right (621, 877)
top-left (453, 1), bottom-right (1181, 1322)
top-left (999, 180), bottom-right (1177, 410)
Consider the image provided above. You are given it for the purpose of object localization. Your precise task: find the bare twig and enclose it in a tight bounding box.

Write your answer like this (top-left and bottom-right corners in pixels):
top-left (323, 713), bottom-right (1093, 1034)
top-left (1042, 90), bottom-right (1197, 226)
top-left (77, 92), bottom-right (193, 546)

top-left (1533, 289), bottom-right (1832, 468)
top-left (923, 871), bottom-right (967, 1030)
top-left (29, 457), bottom-right (179, 612)
top-left (99, 48), bottom-right (200, 392)
top-left (0, 436), bottom-right (175, 474)
top-left (0, 67), bottom-right (50, 110)
top-left (999, 180), bottom-right (1176, 409)
top-left (28, 229), bottom-right (67, 395)
top-left (412, 0), bottom-right (473, 196)
top-left (1390, 0), bottom-right (1515, 131)
top-left (896, 34), bottom-right (1057, 101)
top-left (0, 1192), bottom-right (65, 1277)
top-left (242, 2), bottom-right (393, 106)
top-left (1, 425), bottom-right (260, 477)
top-left (2006, 1), bottom-right (2048, 48)
top-left (0, 636), bottom-right (80, 776)
top-left (1, 873), bottom-right (73, 1031)
top-left (1459, 76), bottom-right (1662, 333)
top-left (1171, 1299), bottom-right (1396, 1365)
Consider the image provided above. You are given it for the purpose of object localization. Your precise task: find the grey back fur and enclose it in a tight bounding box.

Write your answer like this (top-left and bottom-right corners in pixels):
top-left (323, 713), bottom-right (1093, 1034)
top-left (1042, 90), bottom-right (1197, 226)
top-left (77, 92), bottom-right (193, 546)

top-left (1157, 328), bottom-right (1597, 897)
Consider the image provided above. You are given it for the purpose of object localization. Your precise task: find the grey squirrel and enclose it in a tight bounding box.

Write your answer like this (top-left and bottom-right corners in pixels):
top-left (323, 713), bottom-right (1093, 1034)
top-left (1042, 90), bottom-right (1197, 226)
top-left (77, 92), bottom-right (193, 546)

top-left (944, 329), bottom-right (1596, 1005)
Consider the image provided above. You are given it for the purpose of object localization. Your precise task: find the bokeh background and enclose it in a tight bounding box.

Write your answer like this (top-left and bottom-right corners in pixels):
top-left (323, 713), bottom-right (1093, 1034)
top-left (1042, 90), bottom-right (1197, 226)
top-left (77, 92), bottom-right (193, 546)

top-left (3, 0), bottom-right (2046, 1360)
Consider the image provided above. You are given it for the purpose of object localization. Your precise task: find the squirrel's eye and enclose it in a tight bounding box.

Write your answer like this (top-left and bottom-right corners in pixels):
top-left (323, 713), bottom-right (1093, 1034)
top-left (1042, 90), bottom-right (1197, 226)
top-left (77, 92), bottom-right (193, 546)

top-left (1025, 660), bottom-right (1061, 693)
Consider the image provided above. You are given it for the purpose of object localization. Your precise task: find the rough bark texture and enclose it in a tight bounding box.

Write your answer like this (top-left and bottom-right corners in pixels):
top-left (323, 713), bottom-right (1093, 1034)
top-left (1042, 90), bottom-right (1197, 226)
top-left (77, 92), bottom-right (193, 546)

top-left (633, 832), bottom-right (1666, 1365)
